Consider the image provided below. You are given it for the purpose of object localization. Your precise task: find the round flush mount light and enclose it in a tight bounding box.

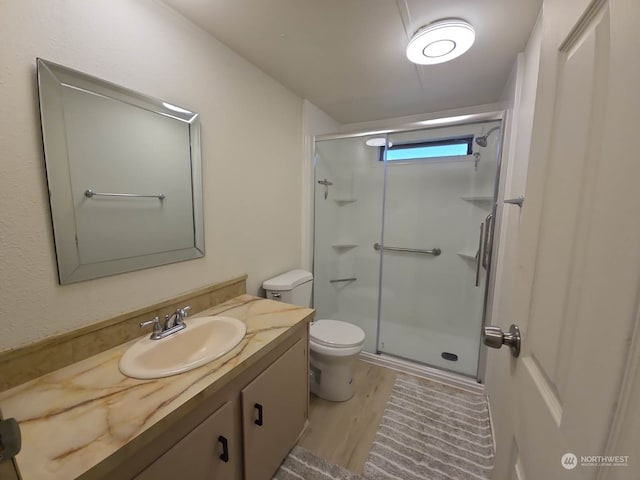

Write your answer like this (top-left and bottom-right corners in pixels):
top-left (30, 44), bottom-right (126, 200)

top-left (406, 19), bottom-right (475, 65)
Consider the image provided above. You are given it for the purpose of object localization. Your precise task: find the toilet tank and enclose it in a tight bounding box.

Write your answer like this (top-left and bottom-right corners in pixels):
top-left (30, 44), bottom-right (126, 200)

top-left (263, 270), bottom-right (313, 307)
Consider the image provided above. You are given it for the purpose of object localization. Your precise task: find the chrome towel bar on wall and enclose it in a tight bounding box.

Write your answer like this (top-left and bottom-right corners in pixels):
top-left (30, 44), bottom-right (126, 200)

top-left (85, 189), bottom-right (166, 200)
top-left (373, 242), bottom-right (441, 256)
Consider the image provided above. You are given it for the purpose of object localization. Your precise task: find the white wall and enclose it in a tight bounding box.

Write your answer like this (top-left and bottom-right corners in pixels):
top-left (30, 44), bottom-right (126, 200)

top-left (0, 0), bottom-right (303, 351)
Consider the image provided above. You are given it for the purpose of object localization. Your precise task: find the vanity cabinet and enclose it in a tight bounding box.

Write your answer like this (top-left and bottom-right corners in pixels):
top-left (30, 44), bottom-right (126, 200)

top-left (134, 400), bottom-right (242, 480)
top-left (126, 323), bottom-right (309, 480)
top-left (242, 337), bottom-right (307, 480)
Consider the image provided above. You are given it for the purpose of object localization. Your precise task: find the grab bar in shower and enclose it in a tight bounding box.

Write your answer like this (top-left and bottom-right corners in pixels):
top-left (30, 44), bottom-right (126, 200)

top-left (373, 243), bottom-right (441, 256)
top-left (329, 277), bottom-right (357, 283)
top-left (85, 189), bottom-right (166, 200)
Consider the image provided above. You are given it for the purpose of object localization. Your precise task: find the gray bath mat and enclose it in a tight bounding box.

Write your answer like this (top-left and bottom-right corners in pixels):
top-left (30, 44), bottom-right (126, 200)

top-left (363, 375), bottom-right (494, 480)
top-left (274, 446), bottom-right (367, 480)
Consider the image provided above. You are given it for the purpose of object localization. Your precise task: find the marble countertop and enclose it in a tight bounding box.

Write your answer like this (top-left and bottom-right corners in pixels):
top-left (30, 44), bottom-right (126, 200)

top-left (0, 295), bottom-right (313, 480)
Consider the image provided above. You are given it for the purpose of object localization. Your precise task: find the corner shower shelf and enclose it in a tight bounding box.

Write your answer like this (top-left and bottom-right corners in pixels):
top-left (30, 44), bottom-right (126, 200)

top-left (457, 251), bottom-right (478, 261)
top-left (461, 195), bottom-right (494, 205)
top-left (331, 242), bottom-right (358, 249)
top-left (333, 197), bottom-right (357, 204)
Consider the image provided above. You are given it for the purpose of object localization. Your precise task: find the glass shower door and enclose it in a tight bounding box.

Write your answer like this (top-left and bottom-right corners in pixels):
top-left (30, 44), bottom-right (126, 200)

top-left (377, 122), bottom-right (500, 376)
top-left (313, 136), bottom-right (384, 354)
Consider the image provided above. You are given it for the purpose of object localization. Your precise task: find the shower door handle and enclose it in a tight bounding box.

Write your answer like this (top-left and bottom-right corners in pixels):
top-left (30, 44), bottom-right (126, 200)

top-left (482, 213), bottom-right (493, 269)
top-left (475, 222), bottom-right (484, 287)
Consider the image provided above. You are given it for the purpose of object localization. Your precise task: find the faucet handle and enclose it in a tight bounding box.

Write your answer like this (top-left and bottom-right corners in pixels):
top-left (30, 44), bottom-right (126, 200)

top-left (140, 316), bottom-right (162, 337)
top-left (179, 305), bottom-right (191, 316)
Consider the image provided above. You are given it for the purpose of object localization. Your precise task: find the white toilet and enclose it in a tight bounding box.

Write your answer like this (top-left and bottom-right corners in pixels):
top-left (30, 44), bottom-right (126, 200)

top-left (263, 270), bottom-right (365, 402)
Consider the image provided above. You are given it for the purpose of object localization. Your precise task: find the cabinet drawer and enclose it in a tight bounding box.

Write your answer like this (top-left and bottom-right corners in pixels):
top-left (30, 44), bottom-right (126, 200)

top-left (134, 400), bottom-right (241, 480)
top-left (242, 337), bottom-right (308, 480)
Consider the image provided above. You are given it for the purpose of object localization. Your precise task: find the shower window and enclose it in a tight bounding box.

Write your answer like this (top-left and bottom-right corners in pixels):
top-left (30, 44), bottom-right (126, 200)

top-left (381, 136), bottom-right (473, 161)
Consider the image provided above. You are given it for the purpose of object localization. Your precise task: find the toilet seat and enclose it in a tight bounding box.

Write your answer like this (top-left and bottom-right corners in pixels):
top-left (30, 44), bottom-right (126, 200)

top-left (310, 320), bottom-right (365, 349)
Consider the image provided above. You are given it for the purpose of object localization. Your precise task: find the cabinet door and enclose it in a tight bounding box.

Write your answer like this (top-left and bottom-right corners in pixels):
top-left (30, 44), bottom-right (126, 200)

top-left (0, 460), bottom-right (20, 480)
top-left (134, 400), bottom-right (241, 480)
top-left (242, 338), bottom-right (308, 480)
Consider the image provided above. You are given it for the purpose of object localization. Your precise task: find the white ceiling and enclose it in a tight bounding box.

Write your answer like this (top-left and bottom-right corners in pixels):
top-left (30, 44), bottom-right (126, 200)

top-left (162, 0), bottom-right (542, 124)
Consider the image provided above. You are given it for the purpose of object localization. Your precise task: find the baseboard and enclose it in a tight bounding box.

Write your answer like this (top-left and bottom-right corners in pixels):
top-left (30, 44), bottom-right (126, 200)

top-left (359, 351), bottom-right (485, 395)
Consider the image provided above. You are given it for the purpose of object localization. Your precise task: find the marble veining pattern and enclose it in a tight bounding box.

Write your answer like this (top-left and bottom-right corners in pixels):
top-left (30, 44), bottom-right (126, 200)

top-left (0, 295), bottom-right (313, 480)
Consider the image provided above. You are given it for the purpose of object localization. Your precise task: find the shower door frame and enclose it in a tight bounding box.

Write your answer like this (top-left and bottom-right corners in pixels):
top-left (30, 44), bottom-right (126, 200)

top-left (312, 110), bottom-right (507, 382)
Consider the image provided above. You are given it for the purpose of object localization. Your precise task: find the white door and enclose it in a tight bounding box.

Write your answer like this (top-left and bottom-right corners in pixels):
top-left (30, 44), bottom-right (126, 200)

top-left (486, 0), bottom-right (640, 479)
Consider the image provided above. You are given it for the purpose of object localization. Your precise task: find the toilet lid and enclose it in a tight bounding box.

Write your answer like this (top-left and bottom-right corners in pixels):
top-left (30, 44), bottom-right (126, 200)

top-left (310, 320), bottom-right (365, 348)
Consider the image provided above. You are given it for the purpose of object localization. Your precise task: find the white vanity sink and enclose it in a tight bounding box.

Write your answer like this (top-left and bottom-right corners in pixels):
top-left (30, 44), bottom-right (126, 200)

top-left (119, 316), bottom-right (247, 379)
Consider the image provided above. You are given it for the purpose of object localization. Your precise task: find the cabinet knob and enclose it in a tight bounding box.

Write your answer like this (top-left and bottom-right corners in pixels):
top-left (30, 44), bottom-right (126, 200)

top-left (254, 403), bottom-right (263, 426)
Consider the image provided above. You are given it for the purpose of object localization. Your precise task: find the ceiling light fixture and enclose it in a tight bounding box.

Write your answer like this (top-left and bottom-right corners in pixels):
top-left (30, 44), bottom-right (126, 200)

top-left (406, 19), bottom-right (475, 65)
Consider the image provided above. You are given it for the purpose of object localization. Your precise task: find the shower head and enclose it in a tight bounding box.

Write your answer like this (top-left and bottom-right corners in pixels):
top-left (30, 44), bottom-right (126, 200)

top-left (475, 136), bottom-right (488, 147)
top-left (475, 126), bottom-right (501, 147)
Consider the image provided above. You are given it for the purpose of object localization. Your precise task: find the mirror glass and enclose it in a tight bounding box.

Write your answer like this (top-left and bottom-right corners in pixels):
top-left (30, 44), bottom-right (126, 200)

top-left (37, 59), bottom-right (204, 284)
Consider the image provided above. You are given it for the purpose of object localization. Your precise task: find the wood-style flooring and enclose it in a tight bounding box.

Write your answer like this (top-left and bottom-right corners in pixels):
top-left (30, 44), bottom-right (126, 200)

top-left (297, 360), bottom-right (397, 474)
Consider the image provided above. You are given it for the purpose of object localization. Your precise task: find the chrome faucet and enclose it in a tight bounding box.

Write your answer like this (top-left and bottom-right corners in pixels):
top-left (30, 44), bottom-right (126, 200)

top-left (140, 305), bottom-right (191, 340)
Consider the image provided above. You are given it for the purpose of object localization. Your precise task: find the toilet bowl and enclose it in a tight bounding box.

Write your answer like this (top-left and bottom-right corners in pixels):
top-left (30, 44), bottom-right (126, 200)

top-left (262, 270), bottom-right (366, 403)
top-left (309, 319), bottom-right (365, 402)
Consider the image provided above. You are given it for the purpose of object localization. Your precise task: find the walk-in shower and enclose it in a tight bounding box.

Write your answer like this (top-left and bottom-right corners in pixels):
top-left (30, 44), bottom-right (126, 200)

top-left (313, 118), bottom-right (502, 379)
